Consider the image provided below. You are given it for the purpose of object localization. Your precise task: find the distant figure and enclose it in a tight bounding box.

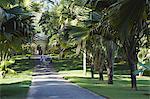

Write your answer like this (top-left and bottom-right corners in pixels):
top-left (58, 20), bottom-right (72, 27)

top-left (40, 55), bottom-right (52, 65)
top-left (40, 55), bottom-right (46, 63)
top-left (37, 45), bottom-right (42, 55)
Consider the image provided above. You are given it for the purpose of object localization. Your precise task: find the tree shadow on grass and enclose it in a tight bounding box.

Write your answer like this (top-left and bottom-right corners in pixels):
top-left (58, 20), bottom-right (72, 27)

top-left (0, 80), bottom-right (31, 99)
top-left (7, 59), bottom-right (39, 73)
top-left (66, 76), bottom-right (150, 97)
top-left (53, 58), bottom-right (83, 71)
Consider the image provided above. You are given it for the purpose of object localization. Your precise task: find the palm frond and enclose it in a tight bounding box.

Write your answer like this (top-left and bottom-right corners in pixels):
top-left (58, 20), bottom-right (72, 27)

top-left (0, 0), bottom-right (17, 8)
top-left (109, 0), bottom-right (146, 41)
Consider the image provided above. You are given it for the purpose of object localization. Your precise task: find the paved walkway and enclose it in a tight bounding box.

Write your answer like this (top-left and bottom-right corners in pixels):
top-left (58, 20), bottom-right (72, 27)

top-left (27, 58), bottom-right (105, 99)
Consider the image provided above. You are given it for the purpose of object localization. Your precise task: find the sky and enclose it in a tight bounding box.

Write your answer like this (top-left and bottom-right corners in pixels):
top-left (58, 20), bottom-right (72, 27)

top-left (32, 0), bottom-right (60, 11)
top-left (31, 0), bottom-right (60, 34)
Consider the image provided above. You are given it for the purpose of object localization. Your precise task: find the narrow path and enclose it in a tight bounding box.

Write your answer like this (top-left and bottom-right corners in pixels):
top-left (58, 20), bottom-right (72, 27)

top-left (27, 57), bottom-right (105, 99)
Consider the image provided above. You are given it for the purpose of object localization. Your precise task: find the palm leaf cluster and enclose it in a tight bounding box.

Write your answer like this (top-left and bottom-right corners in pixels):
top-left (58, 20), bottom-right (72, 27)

top-left (0, 0), bottom-right (35, 77)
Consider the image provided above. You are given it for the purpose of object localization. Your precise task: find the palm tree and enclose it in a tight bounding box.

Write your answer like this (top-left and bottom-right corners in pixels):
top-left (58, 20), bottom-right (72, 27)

top-left (108, 0), bottom-right (149, 90)
top-left (40, 0), bottom-right (149, 90)
top-left (83, 0), bottom-right (149, 89)
top-left (0, 0), bottom-right (34, 75)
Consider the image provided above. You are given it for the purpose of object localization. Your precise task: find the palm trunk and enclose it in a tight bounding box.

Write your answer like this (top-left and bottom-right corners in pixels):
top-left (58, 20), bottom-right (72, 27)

top-left (128, 57), bottom-right (137, 90)
top-left (126, 48), bottom-right (137, 90)
top-left (107, 65), bottom-right (113, 84)
top-left (124, 41), bottom-right (137, 90)
top-left (99, 68), bottom-right (103, 80)
top-left (91, 64), bottom-right (94, 78)
top-left (106, 41), bottom-right (114, 84)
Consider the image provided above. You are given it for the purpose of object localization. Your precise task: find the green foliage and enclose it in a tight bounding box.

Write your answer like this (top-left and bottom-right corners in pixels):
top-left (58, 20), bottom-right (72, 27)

top-left (30, 2), bottom-right (43, 12)
top-left (0, 57), bottom-right (35, 98)
top-left (0, 60), bottom-right (16, 74)
top-left (143, 70), bottom-right (150, 76)
top-left (138, 48), bottom-right (150, 63)
top-left (109, 0), bottom-right (146, 42)
top-left (0, 0), bottom-right (17, 8)
top-left (133, 48), bottom-right (150, 75)
top-left (0, 60), bottom-right (14, 68)
top-left (0, 0), bottom-right (35, 63)
top-left (0, 60), bottom-right (16, 78)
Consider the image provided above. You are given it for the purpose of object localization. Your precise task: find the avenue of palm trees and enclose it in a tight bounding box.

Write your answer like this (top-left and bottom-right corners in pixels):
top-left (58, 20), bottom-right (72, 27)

top-left (0, 0), bottom-right (150, 99)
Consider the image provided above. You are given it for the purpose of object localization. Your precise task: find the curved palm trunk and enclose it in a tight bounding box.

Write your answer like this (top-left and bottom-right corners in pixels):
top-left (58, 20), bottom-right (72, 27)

top-left (124, 42), bottom-right (137, 90)
top-left (106, 41), bottom-right (114, 84)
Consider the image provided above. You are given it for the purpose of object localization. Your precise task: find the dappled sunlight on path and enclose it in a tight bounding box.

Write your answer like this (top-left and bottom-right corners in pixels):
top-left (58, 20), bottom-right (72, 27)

top-left (27, 57), bottom-right (105, 99)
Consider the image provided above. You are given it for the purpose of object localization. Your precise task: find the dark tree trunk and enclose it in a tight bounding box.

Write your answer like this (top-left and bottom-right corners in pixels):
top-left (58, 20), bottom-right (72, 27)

top-left (4, 50), bottom-right (8, 60)
top-left (127, 50), bottom-right (137, 90)
top-left (4, 52), bottom-right (7, 60)
top-left (107, 66), bottom-right (113, 84)
top-left (28, 56), bottom-right (31, 60)
top-left (7, 52), bottom-right (11, 60)
top-left (106, 41), bottom-right (114, 84)
top-left (45, 36), bottom-right (51, 54)
top-left (124, 41), bottom-right (138, 90)
top-left (91, 64), bottom-right (94, 78)
top-left (0, 51), bottom-right (3, 61)
top-left (99, 68), bottom-right (103, 80)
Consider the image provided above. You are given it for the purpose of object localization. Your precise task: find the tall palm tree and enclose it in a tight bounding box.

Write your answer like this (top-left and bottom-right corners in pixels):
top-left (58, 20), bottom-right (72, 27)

top-left (108, 0), bottom-right (149, 90)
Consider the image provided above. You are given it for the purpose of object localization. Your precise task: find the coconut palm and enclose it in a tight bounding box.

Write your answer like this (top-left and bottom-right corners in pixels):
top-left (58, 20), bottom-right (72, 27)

top-left (108, 0), bottom-right (149, 90)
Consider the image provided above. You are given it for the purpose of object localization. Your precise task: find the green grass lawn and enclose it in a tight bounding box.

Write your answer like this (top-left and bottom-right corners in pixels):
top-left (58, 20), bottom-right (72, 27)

top-left (53, 58), bottom-right (150, 99)
top-left (0, 80), bottom-right (31, 99)
top-left (0, 56), bottom-right (37, 99)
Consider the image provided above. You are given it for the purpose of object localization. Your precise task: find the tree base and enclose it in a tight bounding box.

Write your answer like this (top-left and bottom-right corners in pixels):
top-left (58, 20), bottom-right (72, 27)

top-left (108, 81), bottom-right (113, 84)
top-left (99, 73), bottom-right (104, 80)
